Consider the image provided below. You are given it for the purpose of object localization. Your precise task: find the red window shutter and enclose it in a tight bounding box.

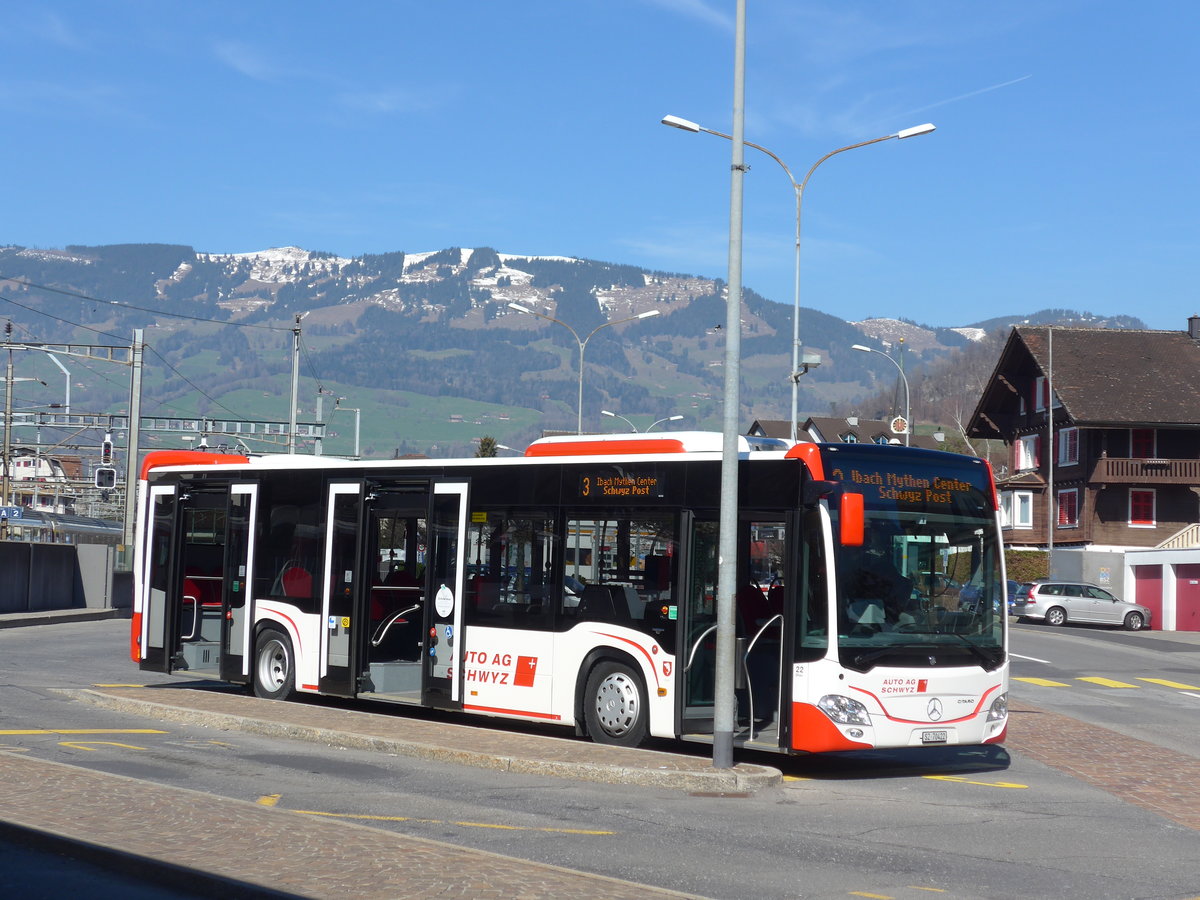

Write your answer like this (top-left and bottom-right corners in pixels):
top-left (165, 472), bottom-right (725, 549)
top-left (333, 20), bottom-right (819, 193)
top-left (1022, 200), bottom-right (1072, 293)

top-left (1034, 435), bottom-right (1041, 467)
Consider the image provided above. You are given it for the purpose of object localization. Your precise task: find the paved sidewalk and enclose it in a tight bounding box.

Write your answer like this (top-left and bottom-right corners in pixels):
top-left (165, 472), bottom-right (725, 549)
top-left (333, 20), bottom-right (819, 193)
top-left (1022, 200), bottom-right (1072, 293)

top-left (0, 751), bottom-right (704, 899)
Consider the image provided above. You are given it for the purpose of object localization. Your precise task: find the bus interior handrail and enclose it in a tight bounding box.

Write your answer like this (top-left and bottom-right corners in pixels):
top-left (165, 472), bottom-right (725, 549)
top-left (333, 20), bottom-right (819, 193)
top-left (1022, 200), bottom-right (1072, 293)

top-left (371, 604), bottom-right (421, 647)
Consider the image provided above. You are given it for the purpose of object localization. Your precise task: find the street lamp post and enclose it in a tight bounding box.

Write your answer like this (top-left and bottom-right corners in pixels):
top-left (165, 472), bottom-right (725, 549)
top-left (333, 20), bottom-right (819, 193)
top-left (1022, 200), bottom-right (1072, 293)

top-left (648, 414), bottom-right (684, 431)
top-left (508, 303), bottom-right (661, 433)
top-left (662, 115), bottom-right (935, 444)
top-left (601, 409), bottom-right (637, 431)
top-left (852, 344), bottom-right (910, 445)
top-left (332, 399), bottom-right (361, 458)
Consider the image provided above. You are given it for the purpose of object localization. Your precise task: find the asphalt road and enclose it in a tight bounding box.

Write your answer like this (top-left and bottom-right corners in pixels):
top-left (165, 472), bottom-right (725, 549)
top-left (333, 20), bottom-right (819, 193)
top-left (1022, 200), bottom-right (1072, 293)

top-left (2, 618), bottom-right (1199, 900)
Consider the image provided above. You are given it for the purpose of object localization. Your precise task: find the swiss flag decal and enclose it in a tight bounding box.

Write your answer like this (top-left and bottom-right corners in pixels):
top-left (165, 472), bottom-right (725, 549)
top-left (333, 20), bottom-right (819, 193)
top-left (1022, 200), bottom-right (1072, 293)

top-left (513, 656), bottom-right (538, 687)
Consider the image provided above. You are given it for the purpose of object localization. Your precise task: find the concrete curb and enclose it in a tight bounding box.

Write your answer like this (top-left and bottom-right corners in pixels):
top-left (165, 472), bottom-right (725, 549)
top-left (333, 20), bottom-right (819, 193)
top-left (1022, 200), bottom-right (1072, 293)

top-left (68, 689), bottom-right (782, 792)
top-left (0, 608), bottom-right (124, 629)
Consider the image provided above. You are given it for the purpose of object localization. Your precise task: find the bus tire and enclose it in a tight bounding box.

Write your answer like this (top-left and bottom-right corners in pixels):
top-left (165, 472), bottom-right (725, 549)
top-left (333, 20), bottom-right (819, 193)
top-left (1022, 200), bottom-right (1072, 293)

top-left (253, 627), bottom-right (296, 700)
top-left (584, 660), bottom-right (648, 747)
top-left (1044, 606), bottom-right (1066, 627)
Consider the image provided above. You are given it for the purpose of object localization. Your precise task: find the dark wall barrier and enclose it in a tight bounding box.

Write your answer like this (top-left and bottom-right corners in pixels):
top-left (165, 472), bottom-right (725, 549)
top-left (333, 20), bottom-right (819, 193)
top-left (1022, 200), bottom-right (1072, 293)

top-left (0, 543), bottom-right (33, 613)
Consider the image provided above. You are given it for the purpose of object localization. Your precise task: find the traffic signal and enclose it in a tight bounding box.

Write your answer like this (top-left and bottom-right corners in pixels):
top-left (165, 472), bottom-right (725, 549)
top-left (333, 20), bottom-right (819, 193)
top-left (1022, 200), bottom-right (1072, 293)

top-left (95, 467), bottom-right (117, 489)
top-left (101, 439), bottom-right (114, 465)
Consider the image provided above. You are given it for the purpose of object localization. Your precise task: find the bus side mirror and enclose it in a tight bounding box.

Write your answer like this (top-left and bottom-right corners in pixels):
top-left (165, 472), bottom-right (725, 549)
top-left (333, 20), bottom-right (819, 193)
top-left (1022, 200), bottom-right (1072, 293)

top-left (840, 492), bottom-right (864, 546)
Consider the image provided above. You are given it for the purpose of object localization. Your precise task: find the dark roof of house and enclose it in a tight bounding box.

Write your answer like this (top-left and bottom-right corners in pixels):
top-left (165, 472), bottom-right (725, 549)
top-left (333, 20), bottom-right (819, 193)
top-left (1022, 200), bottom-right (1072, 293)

top-left (969, 326), bottom-right (1200, 438)
top-left (746, 417), bottom-right (941, 450)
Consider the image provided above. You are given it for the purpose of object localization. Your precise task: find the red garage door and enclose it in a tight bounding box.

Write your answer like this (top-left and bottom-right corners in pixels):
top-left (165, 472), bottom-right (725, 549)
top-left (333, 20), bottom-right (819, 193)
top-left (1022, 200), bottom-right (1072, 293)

top-left (1175, 564), bottom-right (1200, 632)
top-left (1133, 566), bottom-right (1163, 631)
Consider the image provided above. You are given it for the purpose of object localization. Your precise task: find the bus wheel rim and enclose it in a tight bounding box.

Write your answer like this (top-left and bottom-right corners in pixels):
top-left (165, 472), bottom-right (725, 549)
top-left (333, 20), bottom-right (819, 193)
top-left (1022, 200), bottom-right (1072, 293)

top-left (595, 672), bottom-right (638, 736)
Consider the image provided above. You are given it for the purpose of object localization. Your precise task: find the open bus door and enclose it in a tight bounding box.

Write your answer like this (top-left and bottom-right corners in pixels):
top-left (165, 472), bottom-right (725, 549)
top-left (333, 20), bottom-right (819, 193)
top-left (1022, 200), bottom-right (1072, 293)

top-left (421, 481), bottom-right (469, 710)
top-left (318, 482), bottom-right (363, 697)
top-left (141, 482), bottom-right (254, 682)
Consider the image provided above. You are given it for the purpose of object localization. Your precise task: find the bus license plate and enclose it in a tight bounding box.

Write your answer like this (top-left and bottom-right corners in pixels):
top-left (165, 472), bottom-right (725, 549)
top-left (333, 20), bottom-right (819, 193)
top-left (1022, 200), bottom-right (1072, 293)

top-left (921, 730), bottom-right (948, 744)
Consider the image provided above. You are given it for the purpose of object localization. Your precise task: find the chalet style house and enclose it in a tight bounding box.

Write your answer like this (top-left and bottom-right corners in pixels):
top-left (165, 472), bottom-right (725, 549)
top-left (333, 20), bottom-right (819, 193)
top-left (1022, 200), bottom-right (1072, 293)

top-left (967, 322), bottom-right (1200, 551)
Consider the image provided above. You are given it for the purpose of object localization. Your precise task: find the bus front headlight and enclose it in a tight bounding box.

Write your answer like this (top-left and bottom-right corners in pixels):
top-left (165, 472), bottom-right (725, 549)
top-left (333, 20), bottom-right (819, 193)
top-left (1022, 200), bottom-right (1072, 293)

top-left (987, 692), bottom-right (1008, 721)
top-left (817, 694), bottom-right (872, 726)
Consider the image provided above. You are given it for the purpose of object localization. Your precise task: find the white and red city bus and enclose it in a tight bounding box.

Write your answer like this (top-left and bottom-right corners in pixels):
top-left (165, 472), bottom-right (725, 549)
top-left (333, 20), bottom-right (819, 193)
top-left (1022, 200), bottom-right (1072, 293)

top-left (131, 432), bottom-right (1008, 753)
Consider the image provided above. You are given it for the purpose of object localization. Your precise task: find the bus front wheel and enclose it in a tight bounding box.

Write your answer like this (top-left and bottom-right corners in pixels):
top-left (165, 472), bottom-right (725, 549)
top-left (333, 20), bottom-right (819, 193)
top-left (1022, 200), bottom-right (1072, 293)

top-left (584, 661), bottom-right (648, 747)
top-left (254, 628), bottom-right (296, 700)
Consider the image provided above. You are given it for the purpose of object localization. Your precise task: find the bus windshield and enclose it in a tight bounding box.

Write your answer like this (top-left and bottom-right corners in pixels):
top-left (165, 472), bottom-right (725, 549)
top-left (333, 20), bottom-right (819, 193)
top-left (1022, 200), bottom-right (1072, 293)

top-left (824, 448), bottom-right (1004, 673)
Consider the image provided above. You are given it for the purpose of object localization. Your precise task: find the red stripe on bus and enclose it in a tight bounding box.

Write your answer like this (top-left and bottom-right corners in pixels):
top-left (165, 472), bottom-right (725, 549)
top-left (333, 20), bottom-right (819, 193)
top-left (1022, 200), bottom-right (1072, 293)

top-left (596, 632), bottom-right (661, 689)
top-left (464, 704), bottom-right (562, 721)
top-left (140, 450), bottom-right (249, 480)
top-left (848, 683), bottom-right (999, 725)
top-left (524, 439), bottom-right (685, 457)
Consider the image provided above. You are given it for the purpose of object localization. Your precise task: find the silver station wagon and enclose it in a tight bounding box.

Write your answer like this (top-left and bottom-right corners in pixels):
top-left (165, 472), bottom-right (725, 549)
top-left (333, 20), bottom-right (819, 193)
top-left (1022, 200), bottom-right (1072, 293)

top-left (1013, 581), bottom-right (1152, 631)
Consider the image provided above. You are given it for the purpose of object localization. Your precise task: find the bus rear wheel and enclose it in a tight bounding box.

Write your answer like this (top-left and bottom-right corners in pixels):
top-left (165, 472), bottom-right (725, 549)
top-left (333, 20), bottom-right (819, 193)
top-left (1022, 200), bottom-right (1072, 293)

top-left (584, 661), bottom-right (648, 747)
top-left (254, 628), bottom-right (296, 700)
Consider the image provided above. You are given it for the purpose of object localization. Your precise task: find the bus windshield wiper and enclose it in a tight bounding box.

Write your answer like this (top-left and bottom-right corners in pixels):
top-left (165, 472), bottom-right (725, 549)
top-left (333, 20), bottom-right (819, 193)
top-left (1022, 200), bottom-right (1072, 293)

top-left (946, 633), bottom-right (1001, 668)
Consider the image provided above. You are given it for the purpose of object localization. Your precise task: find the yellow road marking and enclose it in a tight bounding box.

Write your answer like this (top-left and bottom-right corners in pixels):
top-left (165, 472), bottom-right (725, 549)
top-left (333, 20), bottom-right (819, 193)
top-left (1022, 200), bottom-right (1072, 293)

top-left (1138, 677), bottom-right (1200, 690)
top-left (257, 795), bottom-right (281, 807)
top-left (909, 889), bottom-right (947, 894)
top-left (293, 809), bottom-right (614, 835)
top-left (1078, 677), bottom-right (1139, 688)
top-left (849, 893), bottom-right (893, 899)
top-left (93, 684), bottom-right (150, 688)
top-left (0, 729), bottom-right (167, 735)
top-left (1013, 677), bottom-right (1070, 687)
top-left (59, 741), bottom-right (147, 751)
top-left (782, 775), bottom-right (812, 781)
top-left (925, 774), bottom-right (1028, 789)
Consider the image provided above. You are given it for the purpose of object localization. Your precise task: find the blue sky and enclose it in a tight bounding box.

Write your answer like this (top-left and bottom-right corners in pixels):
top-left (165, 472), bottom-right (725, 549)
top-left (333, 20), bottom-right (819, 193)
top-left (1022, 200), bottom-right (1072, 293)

top-left (3, 1), bottom-right (1196, 330)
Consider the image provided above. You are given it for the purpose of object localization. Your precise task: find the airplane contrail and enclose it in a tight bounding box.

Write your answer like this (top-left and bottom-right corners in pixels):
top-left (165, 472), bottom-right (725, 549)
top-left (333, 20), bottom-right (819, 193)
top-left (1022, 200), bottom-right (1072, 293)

top-left (904, 74), bottom-right (1033, 115)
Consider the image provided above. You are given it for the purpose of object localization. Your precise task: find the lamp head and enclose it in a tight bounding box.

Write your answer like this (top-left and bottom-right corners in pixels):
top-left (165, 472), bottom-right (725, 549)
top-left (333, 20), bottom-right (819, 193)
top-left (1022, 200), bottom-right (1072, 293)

top-left (661, 114), bottom-right (702, 133)
top-left (851, 344), bottom-right (872, 352)
top-left (507, 302), bottom-right (532, 314)
top-left (896, 123), bottom-right (936, 140)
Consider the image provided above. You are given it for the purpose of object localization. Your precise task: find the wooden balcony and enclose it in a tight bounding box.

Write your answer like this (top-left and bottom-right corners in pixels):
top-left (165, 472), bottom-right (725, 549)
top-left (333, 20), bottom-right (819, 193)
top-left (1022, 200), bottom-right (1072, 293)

top-left (1088, 457), bottom-right (1200, 485)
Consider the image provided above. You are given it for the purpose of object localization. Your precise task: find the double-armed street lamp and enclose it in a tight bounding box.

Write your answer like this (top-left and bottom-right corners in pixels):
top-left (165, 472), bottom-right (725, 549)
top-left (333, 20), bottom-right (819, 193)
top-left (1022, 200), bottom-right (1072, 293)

top-left (601, 411), bottom-right (685, 432)
top-left (661, 114), bottom-right (935, 444)
top-left (852, 343), bottom-right (910, 446)
top-left (507, 303), bottom-right (661, 434)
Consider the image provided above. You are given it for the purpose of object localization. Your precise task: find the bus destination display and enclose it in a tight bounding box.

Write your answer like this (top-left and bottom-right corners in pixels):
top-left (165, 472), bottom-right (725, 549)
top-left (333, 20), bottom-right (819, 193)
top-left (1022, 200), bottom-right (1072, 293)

top-left (829, 464), bottom-right (978, 508)
top-left (578, 470), bottom-right (665, 501)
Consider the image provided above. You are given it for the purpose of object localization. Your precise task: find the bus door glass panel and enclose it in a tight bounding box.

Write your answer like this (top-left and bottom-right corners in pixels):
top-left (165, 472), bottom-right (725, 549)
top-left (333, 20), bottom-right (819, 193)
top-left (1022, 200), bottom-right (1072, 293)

top-left (175, 490), bottom-right (228, 677)
top-left (423, 482), bottom-right (469, 709)
top-left (220, 485), bottom-right (257, 683)
top-left (739, 519), bottom-right (786, 734)
top-left (140, 486), bottom-right (177, 671)
top-left (680, 519), bottom-right (719, 730)
top-left (365, 492), bottom-right (429, 674)
top-left (794, 507), bottom-right (830, 664)
top-left (320, 483), bottom-right (362, 696)
top-left (255, 482), bottom-right (323, 607)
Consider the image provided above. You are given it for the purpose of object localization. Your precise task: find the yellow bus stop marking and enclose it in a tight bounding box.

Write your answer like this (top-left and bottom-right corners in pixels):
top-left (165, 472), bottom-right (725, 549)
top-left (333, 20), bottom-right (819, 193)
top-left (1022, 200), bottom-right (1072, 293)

top-left (59, 741), bottom-right (148, 751)
top-left (1077, 677), bottom-right (1139, 688)
top-left (1013, 677), bottom-right (1070, 687)
top-left (1138, 677), bottom-right (1200, 690)
top-left (294, 809), bottom-right (615, 835)
top-left (925, 774), bottom-right (1028, 789)
top-left (0, 729), bottom-right (167, 735)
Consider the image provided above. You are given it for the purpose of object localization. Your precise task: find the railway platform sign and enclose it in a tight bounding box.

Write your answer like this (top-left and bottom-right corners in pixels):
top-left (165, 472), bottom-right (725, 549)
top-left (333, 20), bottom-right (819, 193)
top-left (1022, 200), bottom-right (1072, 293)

top-left (0, 506), bottom-right (23, 520)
